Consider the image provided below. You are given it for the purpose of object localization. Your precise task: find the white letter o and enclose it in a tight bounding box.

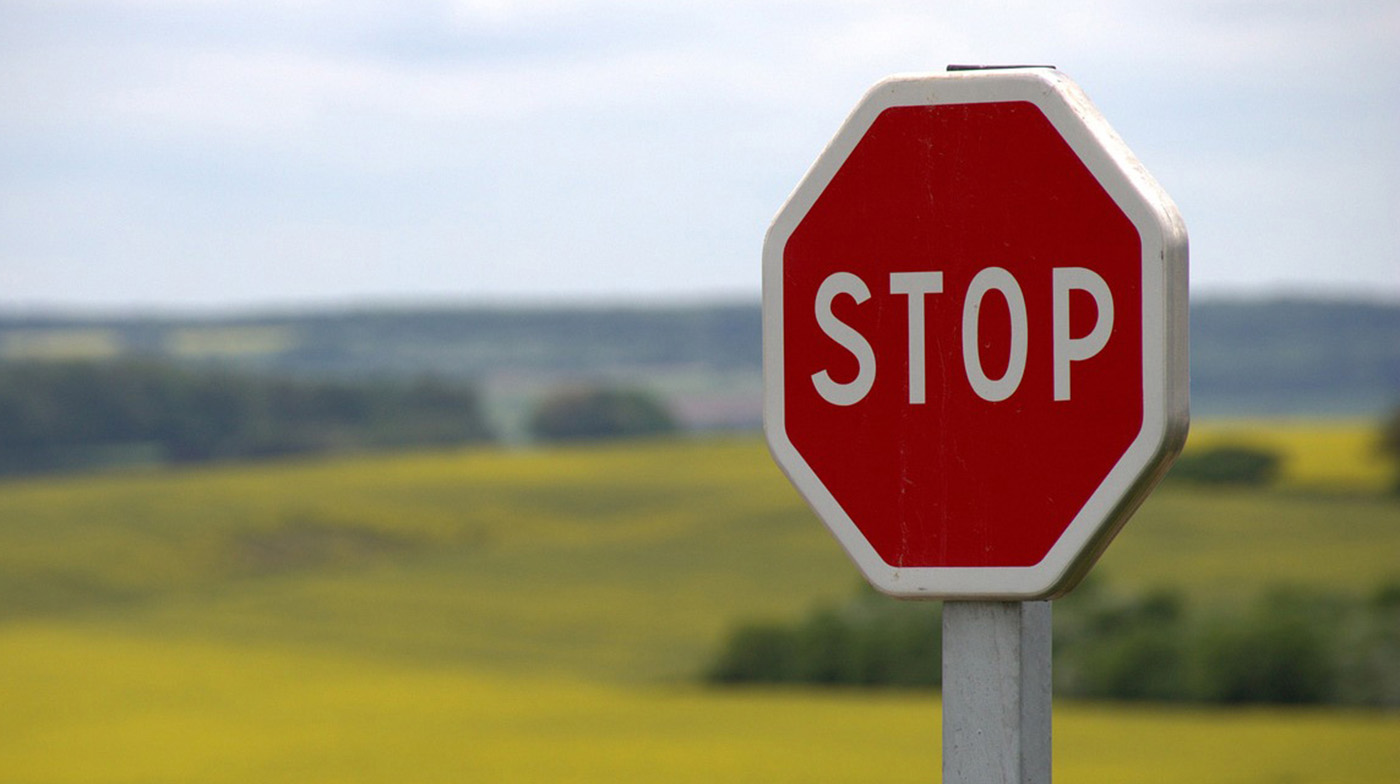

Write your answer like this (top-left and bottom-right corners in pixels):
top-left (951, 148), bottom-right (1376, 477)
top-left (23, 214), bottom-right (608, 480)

top-left (961, 267), bottom-right (1028, 402)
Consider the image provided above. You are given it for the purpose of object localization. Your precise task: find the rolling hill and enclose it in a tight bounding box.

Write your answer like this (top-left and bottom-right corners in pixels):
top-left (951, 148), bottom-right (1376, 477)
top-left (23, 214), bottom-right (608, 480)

top-left (1, 431), bottom-right (1398, 782)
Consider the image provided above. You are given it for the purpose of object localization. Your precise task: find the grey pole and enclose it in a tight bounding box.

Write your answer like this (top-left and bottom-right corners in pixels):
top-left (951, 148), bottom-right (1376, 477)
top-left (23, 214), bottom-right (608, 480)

top-left (942, 601), bottom-right (1052, 784)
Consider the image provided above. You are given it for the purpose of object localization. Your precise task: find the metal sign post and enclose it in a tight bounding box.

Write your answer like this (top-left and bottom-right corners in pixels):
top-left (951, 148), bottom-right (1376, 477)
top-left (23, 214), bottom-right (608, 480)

top-left (943, 601), bottom-right (1052, 784)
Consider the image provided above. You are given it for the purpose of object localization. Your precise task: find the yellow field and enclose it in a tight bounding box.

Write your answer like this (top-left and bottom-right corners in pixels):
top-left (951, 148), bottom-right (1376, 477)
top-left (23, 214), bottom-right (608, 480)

top-left (1188, 418), bottom-right (1393, 493)
top-left (165, 325), bottom-right (298, 358)
top-left (3, 624), bottom-right (1396, 784)
top-left (1, 422), bottom-right (1397, 782)
top-left (0, 328), bottom-right (123, 360)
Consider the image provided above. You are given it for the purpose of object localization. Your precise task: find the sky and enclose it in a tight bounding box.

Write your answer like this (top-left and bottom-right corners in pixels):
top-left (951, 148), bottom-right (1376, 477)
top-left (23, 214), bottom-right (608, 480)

top-left (1, 0), bottom-right (1397, 313)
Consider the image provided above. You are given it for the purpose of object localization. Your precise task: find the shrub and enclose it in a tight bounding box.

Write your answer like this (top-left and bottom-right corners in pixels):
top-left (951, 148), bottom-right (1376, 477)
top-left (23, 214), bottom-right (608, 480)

top-left (1336, 580), bottom-right (1400, 707)
top-left (1381, 406), bottom-right (1400, 493)
top-left (1189, 590), bottom-right (1340, 704)
top-left (528, 386), bottom-right (678, 443)
top-left (1053, 586), bottom-right (1190, 702)
top-left (1168, 444), bottom-right (1282, 486)
top-left (705, 589), bottom-right (940, 689)
top-left (708, 579), bottom-right (1399, 706)
top-left (706, 623), bottom-right (798, 684)
top-left (790, 610), bottom-right (859, 684)
top-left (0, 361), bottom-right (494, 474)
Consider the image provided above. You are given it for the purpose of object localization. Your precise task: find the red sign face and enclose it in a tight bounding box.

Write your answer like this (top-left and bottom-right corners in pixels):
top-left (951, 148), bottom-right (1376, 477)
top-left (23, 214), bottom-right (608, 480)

top-left (764, 71), bottom-right (1188, 599)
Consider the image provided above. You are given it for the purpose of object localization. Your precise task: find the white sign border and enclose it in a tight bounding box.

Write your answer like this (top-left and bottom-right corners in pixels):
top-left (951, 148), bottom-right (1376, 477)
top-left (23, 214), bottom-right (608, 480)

top-left (762, 69), bottom-right (1189, 600)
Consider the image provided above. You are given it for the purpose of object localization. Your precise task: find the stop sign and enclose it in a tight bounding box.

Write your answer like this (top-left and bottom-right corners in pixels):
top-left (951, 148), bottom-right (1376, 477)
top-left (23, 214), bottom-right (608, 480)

top-left (763, 69), bottom-right (1188, 599)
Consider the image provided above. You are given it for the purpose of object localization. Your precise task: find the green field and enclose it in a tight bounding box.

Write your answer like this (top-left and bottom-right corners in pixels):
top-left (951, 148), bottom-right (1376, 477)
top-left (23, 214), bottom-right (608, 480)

top-left (2, 423), bottom-right (1397, 781)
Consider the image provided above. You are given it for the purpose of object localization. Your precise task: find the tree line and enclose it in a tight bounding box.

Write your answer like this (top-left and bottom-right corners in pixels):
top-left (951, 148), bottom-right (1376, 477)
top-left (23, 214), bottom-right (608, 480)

top-left (0, 360), bottom-right (495, 475)
top-left (0, 360), bottom-right (686, 476)
top-left (705, 578), bottom-right (1400, 707)
top-left (5, 297), bottom-right (1396, 416)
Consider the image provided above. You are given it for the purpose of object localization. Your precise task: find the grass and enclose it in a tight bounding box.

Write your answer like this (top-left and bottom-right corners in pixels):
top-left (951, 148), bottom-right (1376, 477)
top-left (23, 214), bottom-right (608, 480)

top-left (0, 439), bottom-right (854, 682)
top-left (0, 421), bottom-right (1397, 781)
top-left (1102, 486), bottom-right (1400, 602)
top-left (3, 624), bottom-right (1396, 784)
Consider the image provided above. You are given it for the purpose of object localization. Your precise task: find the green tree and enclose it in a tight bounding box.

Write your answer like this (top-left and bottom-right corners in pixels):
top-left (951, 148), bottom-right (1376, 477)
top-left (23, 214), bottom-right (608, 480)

top-left (1054, 585), bottom-right (1191, 702)
top-left (706, 623), bottom-right (798, 684)
top-left (1190, 589), bottom-right (1340, 704)
top-left (704, 588), bottom-right (941, 689)
top-left (1381, 405), bottom-right (1400, 493)
top-left (527, 386), bottom-right (678, 443)
top-left (1167, 444), bottom-right (1282, 486)
top-left (0, 361), bottom-right (494, 475)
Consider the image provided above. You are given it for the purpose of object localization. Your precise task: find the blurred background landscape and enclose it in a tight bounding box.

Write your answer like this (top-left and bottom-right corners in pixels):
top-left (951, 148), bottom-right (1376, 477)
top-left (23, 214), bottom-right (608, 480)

top-left (2, 297), bottom-right (1398, 782)
top-left (3, 0), bottom-right (1399, 782)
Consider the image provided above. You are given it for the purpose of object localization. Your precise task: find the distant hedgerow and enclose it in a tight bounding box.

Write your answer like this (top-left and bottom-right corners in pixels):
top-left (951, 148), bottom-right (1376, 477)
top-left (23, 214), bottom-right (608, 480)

top-left (706, 578), bottom-right (1400, 707)
top-left (1167, 444), bottom-right (1282, 486)
top-left (528, 386), bottom-right (678, 443)
top-left (0, 360), bottom-right (495, 475)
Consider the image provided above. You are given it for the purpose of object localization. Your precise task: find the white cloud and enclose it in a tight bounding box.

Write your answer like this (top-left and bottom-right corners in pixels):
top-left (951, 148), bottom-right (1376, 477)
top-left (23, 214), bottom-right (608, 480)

top-left (1, 0), bottom-right (1396, 308)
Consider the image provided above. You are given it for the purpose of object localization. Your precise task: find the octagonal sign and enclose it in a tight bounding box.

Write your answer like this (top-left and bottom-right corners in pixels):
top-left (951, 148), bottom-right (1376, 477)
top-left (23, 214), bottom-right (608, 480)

top-left (763, 69), bottom-right (1188, 599)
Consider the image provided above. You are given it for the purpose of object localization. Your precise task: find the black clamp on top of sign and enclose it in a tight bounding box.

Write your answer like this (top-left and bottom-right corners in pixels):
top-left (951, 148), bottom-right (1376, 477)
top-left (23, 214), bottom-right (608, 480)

top-left (946, 64), bottom-right (1057, 71)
